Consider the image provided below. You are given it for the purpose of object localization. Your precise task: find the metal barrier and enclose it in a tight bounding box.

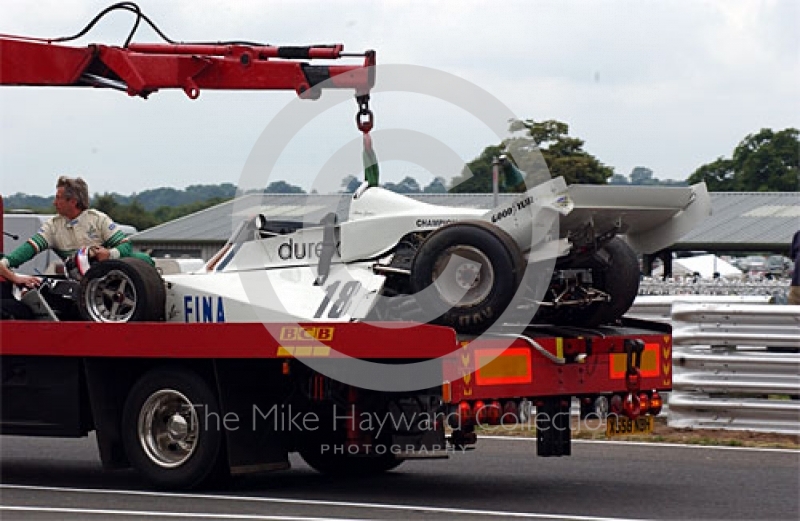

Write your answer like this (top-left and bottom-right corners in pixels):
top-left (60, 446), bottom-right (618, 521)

top-left (669, 302), bottom-right (800, 434)
top-left (627, 295), bottom-right (773, 322)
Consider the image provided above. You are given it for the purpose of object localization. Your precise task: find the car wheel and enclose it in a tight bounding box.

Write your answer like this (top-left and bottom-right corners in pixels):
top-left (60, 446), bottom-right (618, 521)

top-left (122, 367), bottom-right (226, 490)
top-left (551, 237), bottom-right (640, 327)
top-left (78, 258), bottom-right (165, 322)
top-left (410, 221), bottom-right (525, 334)
top-left (586, 237), bottom-right (640, 325)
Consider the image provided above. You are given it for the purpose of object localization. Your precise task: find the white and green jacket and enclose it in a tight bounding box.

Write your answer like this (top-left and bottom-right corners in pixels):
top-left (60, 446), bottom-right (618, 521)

top-left (1, 209), bottom-right (134, 269)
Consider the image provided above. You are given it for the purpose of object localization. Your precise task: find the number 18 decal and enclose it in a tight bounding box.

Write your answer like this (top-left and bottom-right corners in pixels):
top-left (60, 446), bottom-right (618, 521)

top-left (314, 280), bottom-right (362, 319)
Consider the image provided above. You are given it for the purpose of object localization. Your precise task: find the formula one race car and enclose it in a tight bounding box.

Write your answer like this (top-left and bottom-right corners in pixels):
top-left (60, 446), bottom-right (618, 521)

top-left (42, 176), bottom-right (708, 333)
top-left (0, 10), bottom-right (711, 332)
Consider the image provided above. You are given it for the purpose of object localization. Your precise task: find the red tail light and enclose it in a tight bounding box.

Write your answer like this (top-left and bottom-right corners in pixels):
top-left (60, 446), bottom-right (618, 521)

top-left (487, 400), bottom-right (501, 425)
top-left (638, 392), bottom-right (650, 414)
top-left (458, 401), bottom-right (472, 425)
top-left (650, 391), bottom-right (663, 415)
top-left (610, 394), bottom-right (623, 415)
top-left (474, 400), bottom-right (487, 424)
top-left (502, 400), bottom-right (519, 424)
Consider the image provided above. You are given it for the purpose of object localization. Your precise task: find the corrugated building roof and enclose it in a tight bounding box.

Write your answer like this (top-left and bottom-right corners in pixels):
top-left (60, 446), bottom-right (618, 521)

top-left (133, 191), bottom-right (800, 252)
top-left (675, 192), bottom-right (799, 252)
top-left (132, 193), bottom-right (349, 242)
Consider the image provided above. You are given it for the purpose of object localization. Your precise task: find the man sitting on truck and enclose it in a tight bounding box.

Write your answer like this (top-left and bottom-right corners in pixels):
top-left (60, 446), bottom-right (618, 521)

top-left (0, 176), bottom-right (152, 289)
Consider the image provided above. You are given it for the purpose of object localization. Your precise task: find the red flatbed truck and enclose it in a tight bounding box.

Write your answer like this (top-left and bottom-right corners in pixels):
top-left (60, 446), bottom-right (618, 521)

top-left (0, 7), bottom-right (672, 490)
top-left (0, 280), bottom-right (671, 489)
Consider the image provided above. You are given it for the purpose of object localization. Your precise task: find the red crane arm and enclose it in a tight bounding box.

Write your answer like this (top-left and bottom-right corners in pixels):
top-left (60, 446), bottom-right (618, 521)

top-left (0, 37), bottom-right (375, 100)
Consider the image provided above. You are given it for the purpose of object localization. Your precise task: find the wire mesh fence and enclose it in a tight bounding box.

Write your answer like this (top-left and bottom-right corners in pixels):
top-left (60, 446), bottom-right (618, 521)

top-left (638, 277), bottom-right (790, 304)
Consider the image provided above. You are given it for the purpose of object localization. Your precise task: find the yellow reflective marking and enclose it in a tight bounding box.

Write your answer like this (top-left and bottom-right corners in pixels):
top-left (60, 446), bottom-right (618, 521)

top-left (293, 346), bottom-right (313, 357)
top-left (279, 345), bottom-right (331, 357)
top-left (312, 345), bottom-right (331, 357)
top-left (478, 354), bottom-right (529, 379)
top-left (610, 354), bottom-right (628, 378)
top-left (556, 338), bottom-right (563, 359)
top-left (641, 348), bottom-right (657, 371)
top-left (610, 344), bottom-right (660, 379)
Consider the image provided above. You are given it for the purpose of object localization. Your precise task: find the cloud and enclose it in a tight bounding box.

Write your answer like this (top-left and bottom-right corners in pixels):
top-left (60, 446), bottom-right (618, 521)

top-left (1, 0), bottom-right (797, 195)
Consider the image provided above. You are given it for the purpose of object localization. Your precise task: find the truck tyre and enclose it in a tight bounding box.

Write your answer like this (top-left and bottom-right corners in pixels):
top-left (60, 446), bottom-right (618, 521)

top-left (299, 445), bottom-right (403, 476)
top-left (121, 367), bottom-right (225, 490)
top-left (410, 221), bottom-right (525, 334)
top-left (78, 258), bottom-right (165, 322)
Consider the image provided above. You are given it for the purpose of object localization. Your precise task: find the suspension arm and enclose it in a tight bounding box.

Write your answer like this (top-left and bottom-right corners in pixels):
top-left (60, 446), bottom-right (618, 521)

top-left (0, 37), bottom-right (375, 99)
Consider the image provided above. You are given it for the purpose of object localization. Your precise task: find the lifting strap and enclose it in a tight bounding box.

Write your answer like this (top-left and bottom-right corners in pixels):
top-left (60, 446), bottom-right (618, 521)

top-left (356, 95), bottom-right (379, 187)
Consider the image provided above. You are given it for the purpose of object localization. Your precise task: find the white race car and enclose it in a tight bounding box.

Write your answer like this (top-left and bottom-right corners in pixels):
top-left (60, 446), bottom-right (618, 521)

top-left (68, 176), bottom-right (709, 333)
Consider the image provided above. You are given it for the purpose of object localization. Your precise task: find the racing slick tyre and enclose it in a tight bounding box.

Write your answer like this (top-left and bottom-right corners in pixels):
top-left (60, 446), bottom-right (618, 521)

top-left (0, 298), bottom-right (33, 320)
top-left (0, 283), bottom-right (33, 320)
top-left (410, 221), bottom-right (525, 334)
top-left (78, 258), bottom-right (165, 322)
top-left (553, 237), bottom-right (640, 327)
top-left (122, 367), bottom-right (226, 490)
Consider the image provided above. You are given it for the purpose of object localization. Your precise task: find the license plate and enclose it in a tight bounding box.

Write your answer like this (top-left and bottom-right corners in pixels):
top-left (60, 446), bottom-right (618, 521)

top-left (606, 415), bottom-right (654, 437)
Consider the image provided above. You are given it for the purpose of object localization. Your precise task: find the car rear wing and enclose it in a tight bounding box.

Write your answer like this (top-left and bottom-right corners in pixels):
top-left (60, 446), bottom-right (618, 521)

top-left (562, 182), bottom-right (711, 254)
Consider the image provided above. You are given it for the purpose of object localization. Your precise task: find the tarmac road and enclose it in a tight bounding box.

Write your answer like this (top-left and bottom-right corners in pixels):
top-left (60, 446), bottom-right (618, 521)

top-left (1, 434), bottom-right (798, 520)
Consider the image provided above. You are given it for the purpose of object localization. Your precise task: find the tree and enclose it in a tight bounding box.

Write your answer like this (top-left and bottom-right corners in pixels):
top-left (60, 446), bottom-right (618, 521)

top-left (512, 119), bottom-right (613, 185)
top-left (688, 128), bottom-right (799, 191)
top-left (7, 184), bottom-right (240, 231)
top-left (732, 128), bottom-right (799, 191)
top-left (449, 145), bottom-right (504, 193)
top-left (423, 177), bottom-right (447, 193)
top-left (630, 167), bottom-right (655, 185)
top-left (93, 193), bottom-right (119, 215)
top-left (153, 197), bottom-right (231, 223)
top-left (111, 198), bottom-right (158, 231)
top-left (687, 158), bottom-right (735, 191)
top-left (383, 176), bottom-right (421, 194)
top-left (264, 181), bottom-right (305, 194)
top-left (340, 175), bottom-right (361, 193)
top-left (3, 193), bottom-right (53, 212)
top-left (449, 119), bottom-right (613, 193)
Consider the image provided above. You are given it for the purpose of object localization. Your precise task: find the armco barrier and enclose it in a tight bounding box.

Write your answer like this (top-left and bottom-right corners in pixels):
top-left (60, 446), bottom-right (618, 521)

top-left (626, 295), bottom-right (773, 323)
top-left (669, 303), bottom-right (800, 435)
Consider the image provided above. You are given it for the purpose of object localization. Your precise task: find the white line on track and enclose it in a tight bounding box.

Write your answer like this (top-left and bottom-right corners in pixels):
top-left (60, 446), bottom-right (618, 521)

top-left (1, 506), bottom-right (356, 521)
top-left (479, 436), bottom-right (800, 453)
top-left (0, 484), bottom-right (648, 521)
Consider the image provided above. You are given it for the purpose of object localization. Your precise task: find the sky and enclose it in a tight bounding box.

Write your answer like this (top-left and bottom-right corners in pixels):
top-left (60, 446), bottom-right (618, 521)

top-left (1, 0), bottom-right (798, 197)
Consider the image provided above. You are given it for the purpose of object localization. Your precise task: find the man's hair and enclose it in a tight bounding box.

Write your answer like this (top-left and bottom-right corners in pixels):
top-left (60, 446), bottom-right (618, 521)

top-left (57, 176), bottom-right (90, 211)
